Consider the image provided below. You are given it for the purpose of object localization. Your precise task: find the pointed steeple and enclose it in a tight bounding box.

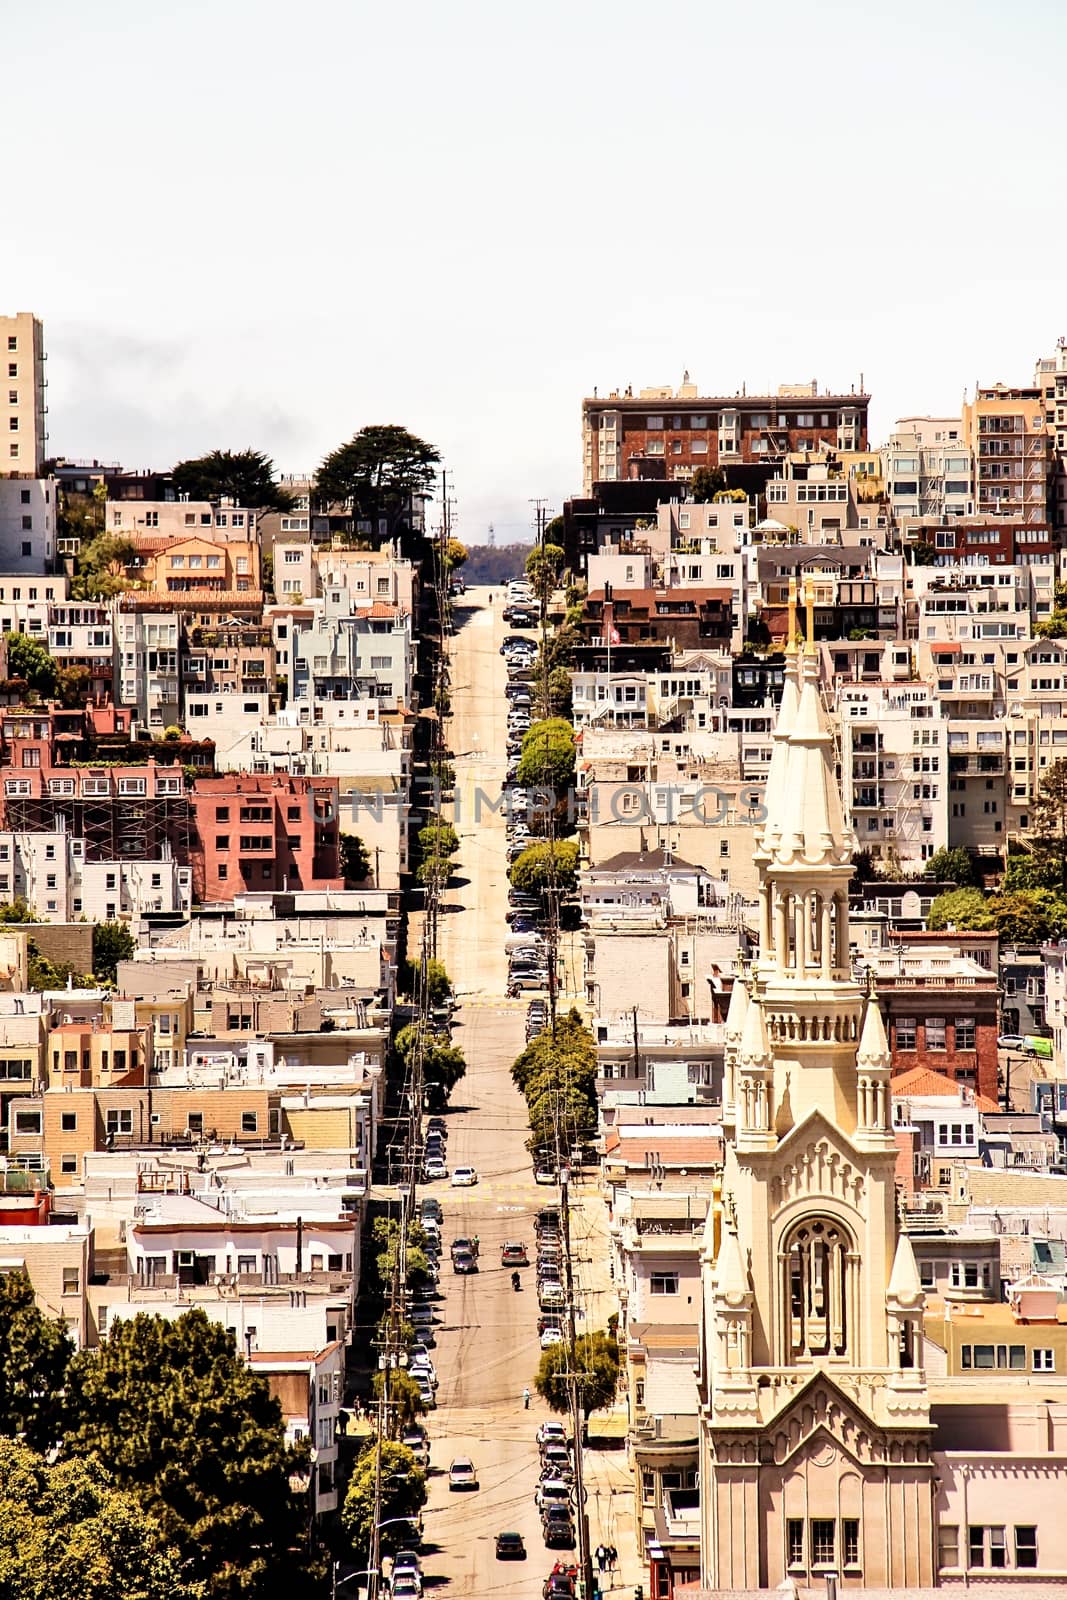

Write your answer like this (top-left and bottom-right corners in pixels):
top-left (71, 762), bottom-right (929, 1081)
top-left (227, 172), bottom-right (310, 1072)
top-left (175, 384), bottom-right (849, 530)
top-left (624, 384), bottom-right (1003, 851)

top-left (738, 991), bottom-right (771, 1070)
top-left (887, 1232), bottom-right (923, 1303)
top-left (714, 1225), bottom-right (750, 1300)
top-left (724, 972), bottom-right (749, 1043)
top-left (857, 995), bottom-right (891, 1072)
top-left (765, 646), bottom-right (854, 868)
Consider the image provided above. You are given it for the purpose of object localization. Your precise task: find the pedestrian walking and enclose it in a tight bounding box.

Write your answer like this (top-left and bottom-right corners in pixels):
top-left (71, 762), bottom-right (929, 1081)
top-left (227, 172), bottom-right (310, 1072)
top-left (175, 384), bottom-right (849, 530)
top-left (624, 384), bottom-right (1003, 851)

top-left (523, 1386), bottom-right (531, 1409)
top-left (596, 1546), bottom-right (607, 1573)
top-left (610, 1546), bottom-right (618, 1571)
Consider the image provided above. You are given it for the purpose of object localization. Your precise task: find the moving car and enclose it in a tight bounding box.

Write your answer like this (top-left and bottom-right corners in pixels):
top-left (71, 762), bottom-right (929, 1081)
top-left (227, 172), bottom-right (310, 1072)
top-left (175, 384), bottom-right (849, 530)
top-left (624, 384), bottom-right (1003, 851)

top-left (534, 1165), bottom-right (557, 1185)
top-left (543, 1575), bottom-right (576, 1600)
top-left (494, 1531), bottom-right (526, 1560)
top-left (448, 1457), bottom-right (479, 1491)
top-left (451, 1166), bottom-right (478, 1187)
top-left (501, 1241), bottom-right (529, 1266)
top-left (452, 1248), bottom-right (477, 1274)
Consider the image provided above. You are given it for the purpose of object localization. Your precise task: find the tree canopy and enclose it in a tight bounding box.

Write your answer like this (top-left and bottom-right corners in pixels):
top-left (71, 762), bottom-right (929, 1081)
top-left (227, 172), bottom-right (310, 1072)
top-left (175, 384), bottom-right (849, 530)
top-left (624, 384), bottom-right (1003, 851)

top-left (525, 543), bottom-right (564, 602)
top-left (342, 1441), bottom-right (426, 1566)
top-left (689, 466), bottom-right (727, 503)
top-left (340, 833), bottom-right (371, 885)
top-left (172, 449), bottom-right (291, 510)
top-left (315, 426), bottom-right (440, 542)
top-left (4, 632), bottom-right (57, 698)
top-left (509, 839), bottom-right (579, 896)
top-left (394, 1023), bottom-right (466, 1096)
top-left (61, 1309), bottom-right (308, 1599)
top-left (927, 885), bottom-right (1067, 943)
top-left (516, 718), bottom-right (576, 791)
top-left (92, 921), bottom-right (136, 985)
top-left (0, 1439), bottom-right (201, 1600)
top-left (923, 847), bottom-right (977, 887)
top-left (70, 534), bottom-right (138, 602)
top-left (535, 1330), bottom-right (620, 1418)
top-left (402, 957), bottom-right (452, 1006)
top-left (1028, 758), bottom-right (1067, 892)
top-left (0, 1270), bottom-right (72, 1451)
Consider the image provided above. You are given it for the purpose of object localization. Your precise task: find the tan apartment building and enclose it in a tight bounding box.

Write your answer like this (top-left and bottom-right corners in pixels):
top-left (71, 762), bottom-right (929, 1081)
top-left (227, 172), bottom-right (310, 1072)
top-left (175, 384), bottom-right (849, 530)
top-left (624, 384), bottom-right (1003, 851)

top-left (44, 1018), bottom-right (150, 1090)
top-left (0, 312), bottom-right (47, 476)
top-left (963, 384), bottom-right (1051, 524)
top-left (0, 1224), bottom-right (92, 1345)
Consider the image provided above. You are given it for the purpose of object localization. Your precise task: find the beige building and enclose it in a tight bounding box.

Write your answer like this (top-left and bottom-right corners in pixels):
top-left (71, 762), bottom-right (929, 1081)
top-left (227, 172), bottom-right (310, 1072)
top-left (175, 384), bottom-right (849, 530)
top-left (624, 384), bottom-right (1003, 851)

top-left (0, 312), bottom-right (47, 477)
top-left (963, 383), bottom-right (1051, 524)
top-left (697, 635), bottom-right (1067, 1590)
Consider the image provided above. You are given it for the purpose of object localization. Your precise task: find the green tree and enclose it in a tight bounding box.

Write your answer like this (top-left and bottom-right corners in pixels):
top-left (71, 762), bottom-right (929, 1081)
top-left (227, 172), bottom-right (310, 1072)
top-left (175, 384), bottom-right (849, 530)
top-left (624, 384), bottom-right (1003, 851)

top-left (535, 1330), bottom-right (619, 1419)
top-left (512, 1009), bottom-right (595, 1098)
top-left (92, 920), bottom-right (136, 985)
top-left (0, 1439), bottom-right (202, 1600)
top-left (172, 449), bottom-right (291, 510)
top-left (924, 847), bottom-right (977, 887)
top-left (689, 466), bottom-right (727, 503)
top-left (536, 665), bottom-right (573, 721)
top-left (509, 839), bottom-right (579, 896)
top-left (70, 534), bottom-right (137, 601)
top-left (526, 1078), bottom-right (598, 1152)
top-left (26, 942), bottom-right (94, 993)
top-left (341, 1441), bottom-right (426, 1566)
top-left (3, 632), bottom-right (57, 698)
top-left (418, 821), bottom-right (459, 858)
top-left (61, 1309), bottom-right (309, 1599)
top-left (56, 663), bottom-right (93, 710)
top-left (56, 487), bottom-right (105, 547)
top-left (525, 543), bottom-right (564, 603)
top-left (1003, 848), bottom-right (1063, 893)
top-left (340, 833), bottom-right (371, 884)
top-left (925, 887), bottom-right (994, 932)
top-left (516, 718), bottom-right (576, 791)
top-left (1029, 758), bottom-right (1067, 891)
top-left (0, 899), bottom-right (39, 925)
top-left (0, 1270), bottom-right (72, 1451)
top-left (444, 539), bottom-right (468, 570)
top-left (371, 1369), bottom-right (426, 1438)
top-left (315, 426), bottom-right (440, 543)
top-left (988, 889), bottom-right (1066, 944)
top-left (394, 1024), bottom-right (466, 1095)
top-left (402, 957), bottom-right (452, 1006)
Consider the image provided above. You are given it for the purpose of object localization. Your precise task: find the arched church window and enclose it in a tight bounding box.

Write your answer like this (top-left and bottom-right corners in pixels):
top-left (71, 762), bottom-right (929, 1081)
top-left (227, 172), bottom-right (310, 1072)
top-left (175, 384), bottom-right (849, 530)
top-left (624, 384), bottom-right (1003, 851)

top-left (784, 1217), bottom-right (852, 1361)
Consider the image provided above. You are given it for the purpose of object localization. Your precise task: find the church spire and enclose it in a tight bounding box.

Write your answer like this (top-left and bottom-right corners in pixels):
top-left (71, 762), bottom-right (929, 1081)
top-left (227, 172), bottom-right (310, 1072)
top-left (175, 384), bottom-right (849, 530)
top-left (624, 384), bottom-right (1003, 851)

top-left (762, 642), bottom-right (855, 871)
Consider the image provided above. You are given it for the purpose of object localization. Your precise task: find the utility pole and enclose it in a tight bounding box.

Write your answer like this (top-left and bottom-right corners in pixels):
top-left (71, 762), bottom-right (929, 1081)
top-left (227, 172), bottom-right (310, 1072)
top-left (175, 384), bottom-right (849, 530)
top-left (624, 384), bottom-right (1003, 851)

top-left (556, 1116), bottom-right (596, 1600)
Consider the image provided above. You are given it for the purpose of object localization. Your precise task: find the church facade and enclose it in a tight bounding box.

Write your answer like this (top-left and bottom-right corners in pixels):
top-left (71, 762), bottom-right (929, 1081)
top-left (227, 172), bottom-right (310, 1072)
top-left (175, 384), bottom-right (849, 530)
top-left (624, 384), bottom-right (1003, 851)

top-left (698, 623), bottom-right (936, 1588)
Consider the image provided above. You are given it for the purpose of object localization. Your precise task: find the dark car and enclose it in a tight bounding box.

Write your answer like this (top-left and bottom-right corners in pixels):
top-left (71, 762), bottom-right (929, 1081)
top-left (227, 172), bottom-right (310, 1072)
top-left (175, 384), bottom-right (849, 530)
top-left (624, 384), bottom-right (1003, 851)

top-left (494, 1531), bottom-right (526, 1560)
top-left (452, 1249), bottom-right (477, 1274)
top-left (542, 1509), bottom-right (575, 1548)
top-left (544, 1575), bottom-right (576, 1600)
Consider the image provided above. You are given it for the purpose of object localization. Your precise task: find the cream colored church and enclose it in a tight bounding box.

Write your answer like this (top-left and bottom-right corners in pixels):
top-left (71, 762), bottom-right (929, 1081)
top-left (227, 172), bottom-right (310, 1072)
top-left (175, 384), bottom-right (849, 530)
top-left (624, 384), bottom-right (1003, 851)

top-left (697, 610), bottom-right (1067, 1590)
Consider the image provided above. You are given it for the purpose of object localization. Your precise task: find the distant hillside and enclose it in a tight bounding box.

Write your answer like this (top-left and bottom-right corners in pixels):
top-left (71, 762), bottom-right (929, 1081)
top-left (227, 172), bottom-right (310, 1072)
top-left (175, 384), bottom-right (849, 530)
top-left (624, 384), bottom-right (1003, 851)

top-left (460, 544), bottom-right (531, 585)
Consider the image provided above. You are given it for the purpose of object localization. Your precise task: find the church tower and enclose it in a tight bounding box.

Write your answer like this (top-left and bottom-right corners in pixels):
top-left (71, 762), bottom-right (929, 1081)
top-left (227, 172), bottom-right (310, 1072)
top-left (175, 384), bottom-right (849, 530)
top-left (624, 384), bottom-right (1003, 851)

top-left (699, 586), bottom-right (935, 1589)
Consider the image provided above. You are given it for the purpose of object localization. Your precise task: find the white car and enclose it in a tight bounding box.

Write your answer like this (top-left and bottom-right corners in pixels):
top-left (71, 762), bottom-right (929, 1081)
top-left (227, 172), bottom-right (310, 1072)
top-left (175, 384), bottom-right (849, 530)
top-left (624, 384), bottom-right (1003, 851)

top-left (409, 1359), bottom-right (437, 1389)
top-left (451, 1166), bottom-right (478, 1187)
top-left (540, 1326), bottom-right (564, 1349)
top-left (424, 1160), bottom-right (448, 1182)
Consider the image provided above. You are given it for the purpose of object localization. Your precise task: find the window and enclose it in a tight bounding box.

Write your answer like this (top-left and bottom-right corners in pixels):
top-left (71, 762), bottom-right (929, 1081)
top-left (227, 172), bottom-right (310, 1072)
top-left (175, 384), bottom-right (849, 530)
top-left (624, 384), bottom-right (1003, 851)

top-left (650, 1272), bottom-right (679, 1295)
top-left (811, 1520), bottom-right (835, 1566)
top-left (61, 1111), bottom-right (77, 1132)
top-left (241, 1111), bottom-right (258, 1134)
top-left (61, 1153), bottom-right (77, 1175)
top-left (1033, 1348), bottom-right (1055, 1371)
top-left (62, 1266), bottom-right (80, 1296)
top-left (238, 1254), bottom-right (256, 1274)
top-left (787, 1520), bottom-right (804, 1570)
top-left (105, 1109), bottom-right (132, 1136)
top-left (955, 1017), bottom-right (975, 1051)
top-left (895, 1016), bottom-right (916, 1051)
top-left (14, 1110), bottom-right (41, 1135)
top-left (926, 1015), bottom-right (947, 1050)
top-left (939, 1525), bottom-right (960, 1569)
top-left (843, 1519), bottom-right (860, 1570)
top-left (1015, 1526), bottom-right (1038, 1568)
top-left (969, 1526), bottom-right (1007, 1569)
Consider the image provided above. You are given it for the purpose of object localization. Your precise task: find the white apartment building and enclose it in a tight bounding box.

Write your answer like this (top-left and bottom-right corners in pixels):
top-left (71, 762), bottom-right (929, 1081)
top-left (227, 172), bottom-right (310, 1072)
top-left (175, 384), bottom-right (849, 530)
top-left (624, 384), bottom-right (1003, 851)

top-left (912, 565), bottom-right (1030, 644)
top-left (106, 499), bottom-right (258, 541)
top-left (274, 541), bottom-right (317, 600)
top-left (48, 603), bottom-right (113, 674)
top-left (80, 858), bottom-right (192, 924)
top-left (0, 313), bottom-right (47, 478)
top-left (289, 589), bottom-right (413, 712)
top-left (837, 683), bottom-right (949, 868)
top-left (115, 608), bottom-right (181, 732)
top-left (0, 479), bottom-right (56, 572)
top-left (1034, 337), bottom-right (1067, 530)
top-left (0, 831), bottom-right (80, 919)
top-left (0, 571), bottom-right (66, 638)
top-left (884, 418), bottom-right (974, 526)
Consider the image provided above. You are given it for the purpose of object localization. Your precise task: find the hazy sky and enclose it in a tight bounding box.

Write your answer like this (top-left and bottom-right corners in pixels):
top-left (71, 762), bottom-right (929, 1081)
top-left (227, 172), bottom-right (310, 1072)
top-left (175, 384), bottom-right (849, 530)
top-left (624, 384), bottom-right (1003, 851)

top-left (6, 0), bottom-right (1065, 543)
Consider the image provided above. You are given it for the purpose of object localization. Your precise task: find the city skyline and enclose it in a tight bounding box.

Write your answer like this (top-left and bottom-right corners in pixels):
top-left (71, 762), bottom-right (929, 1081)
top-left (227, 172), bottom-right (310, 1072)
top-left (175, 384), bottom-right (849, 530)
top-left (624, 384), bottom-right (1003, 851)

top-left (7, 0), bottom-right (1066, 541)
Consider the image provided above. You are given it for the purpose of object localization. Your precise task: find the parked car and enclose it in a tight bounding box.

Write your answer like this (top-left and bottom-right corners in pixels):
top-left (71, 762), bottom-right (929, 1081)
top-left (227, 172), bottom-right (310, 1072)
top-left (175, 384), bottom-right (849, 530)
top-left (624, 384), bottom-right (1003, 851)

top-left (419, 1198), bottom-right (442, 1222)
top-left (423, 1160), bottom-right (448, 1182)
top-left (537, 1422), bottom-right (568, 1447)
top-left (536, 1478), bottom-right (571, 1511)
top-left (542, 1507), bottom-right (575, 1548)
top-left (494, 1531), bottom-right (526, 1560)
top-left (392, 1576), bottom-right (421, 1600)
top-left (543, 1574), bottom-right (576, 1600)
top-left (448, 1457), bottom-right (479, 1491)
top-left (534, 1165), bottom-right (557, 1184)
top-left (540, 1325), bottom-right (564, 1349)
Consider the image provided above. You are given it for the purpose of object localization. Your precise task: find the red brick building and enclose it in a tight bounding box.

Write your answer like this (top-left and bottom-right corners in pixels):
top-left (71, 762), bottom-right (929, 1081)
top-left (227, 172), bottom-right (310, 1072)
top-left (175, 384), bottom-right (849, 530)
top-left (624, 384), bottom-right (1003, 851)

top-left (581, 383), bottom-right (869, 492)
top-left (915, 519), bottom-right (1055, 565)
top-left (870, 931), bottom-right (1000, 1104)
top-left (189, 774), bottom-right (342, 902)
top-left (583, 587), bottom-right (734, 651)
